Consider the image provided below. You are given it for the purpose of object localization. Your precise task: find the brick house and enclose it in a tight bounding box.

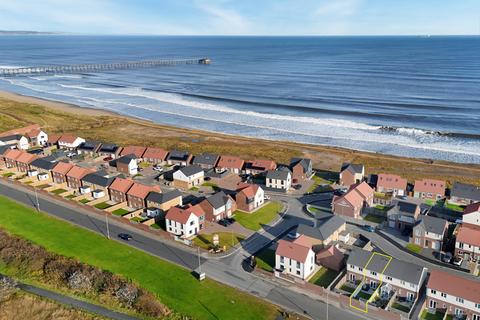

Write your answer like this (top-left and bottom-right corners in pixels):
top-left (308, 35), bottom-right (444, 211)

top-left (165, 205), bottom-right (205, 239)
top-left (216, 155), bottom-right (245, 174)
top-left (66, 166), bottom-right (94, 191)
top-left (411, 215), bottom-right (448, 251)
top-left (146, 190), bottom-right (183, 213)
top-left (235, 183), bottom-right (264, 212)
top-left (51, 161), bottom-right (74, 185)
top-left (142, 147), bottom-right (168, 165)
top-left (339, 163), bottom-right (365, 187)
top-left (289, 158), bottom-right (313, 181)
top-left (126, 183), bottom-right (161, 210)
top-left (332, 182), bottom-right (374, 219)
top-left (387, 200), bottom-right (421, 231)
top-left (81, 171), bottom-right (116, 198)
top-left (426, 270), bottom-right (480, 320)
top-left (450, 183), bottom-right (480, 206)
top-left (108, 177), bottom-right (134, 203)
top-left (172, 165), bottom-right (204, 189)
top-left (192, 153), bottom-right (219, 170)
top-left (116, 154), bottom-right (138, 176)
top-left (29, 156), bottom-right (58, 180)
top-left (3, 149), bottom-right (23, 169)
top-left (77, 141), bottom-right (102, 157)
top-left (244, 159), bottom-right (277, 175)
top-left (166, 150), bottom-right (192, 166)
top-left (15, 152), bottom-right (38, 172)
top-left (199, 191), bottom-right (237, 222)
top-left (119, 146), bottom-right (147, 160)
top-left (346, 248), bottom-right (428, 302)
top-left (376, 173), bottom-right (408, 197)
top-left (413, 178), bottom-right (445, 201)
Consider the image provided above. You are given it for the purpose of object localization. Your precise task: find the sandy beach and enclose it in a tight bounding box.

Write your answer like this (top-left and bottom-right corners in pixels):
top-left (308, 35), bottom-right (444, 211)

top-left (1, 89), bottom-right (480, 185)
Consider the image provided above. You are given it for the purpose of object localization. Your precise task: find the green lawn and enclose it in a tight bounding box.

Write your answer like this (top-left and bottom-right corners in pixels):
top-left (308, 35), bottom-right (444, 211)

top-left (423, 199), bottom-right (435, 207)
top-left (405, 243), bottom-right (423, 254)
top-left (0, 195), bottom-right (279, 320)
top-left (255, 248), bottom-right (276, 272)
top-left (193, 232), bottom-right (245, 251)
top-left (391, 303), bottom-right (411, 313)
top-left (112, 208), bottom-right (130, 216)
top-left (421, 309), bottom-right (446, 320)
top-left (355, 290), bottom-right (372, 300)
top-left (36, 184), bottom-right (50, 189)
top-left (233, 201), bottom-right (282, 231)
top-left (51, 188), bottom-right (67, 195)
top-left (308, 268), bottom-right (339, 288)
top-left (79, 198), bottom-right (90, 204)
top-left (94, 202), bottom-right (112, 210)
top-left (374, 204), bottom-right (387, 211)
top-left (130, 216), bottom-right (148, 223)
top-left (444, 201), bottom-right (465, 212)
top-left (202, 182), bottom-right (219, 191)
top-left (340, 284), bottom-right (356, 294)
top-left (64, 194), bottom-right (76, 200)
top-left (307, 175), bottom-right (333, 193)
top-left (363, 214), bottom-right (384, 224)
top-left (2, 172), bottom-right (15, 178)
top-left (190, 186), bottom-right (199, 191)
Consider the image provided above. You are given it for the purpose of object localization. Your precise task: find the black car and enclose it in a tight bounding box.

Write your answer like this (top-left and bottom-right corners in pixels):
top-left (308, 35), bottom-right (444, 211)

top-left (118, 233), bottom-right (132, 241)
top-left (218, 219), bottom-right (233, 227)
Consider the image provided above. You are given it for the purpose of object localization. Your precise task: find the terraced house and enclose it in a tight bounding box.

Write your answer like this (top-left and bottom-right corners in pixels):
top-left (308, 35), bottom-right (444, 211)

top-left (51, 161), bottom-right (74, 185)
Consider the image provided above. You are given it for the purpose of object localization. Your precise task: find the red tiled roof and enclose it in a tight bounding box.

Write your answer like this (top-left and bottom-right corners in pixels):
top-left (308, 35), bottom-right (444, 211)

top-left (414, 178), bottom-right (445, 195)
top-left (47, 134), bottom-right (61, 144)
top-left (3, 149), bottom-right (23, 160)
top-left (352, 181), bottom-right (374, 199)
top-left (66, 166), bottom-right (94, 179)
top-left (120, 146), bottom-right (147, 158)
top-left (52, 162), bottom-right (74, 175)
top-left (237, 183), bottom-right (260, 198)
top-left (16, 152), bottom-right (37, 164)
top-left (0, 124), bottom-right (41, 138)
top-left (217, 156), bottom-right (244, 169)
top-left (188, 204), bottom-right (205, 218)
top-left (464, 202), bottom-right (480, 215)
top-left (109, 177), bottom-right (134, 194)
top-left (143, 147), bottom-right (168, 161)
top-left (456, 224), bottom-right (480, 247)
top-left (127, 183), bottom-right (161, 199)
top-left (248, 159), bottom-right (276, 171)
top-left (376, 173), bottom-right (407, 190)
top-left (334, 186), bottom-right (364, 207)
top-left (428, 269), bottom-right (480, 304)
top-left (58, 134), bottom-right (79, 144)
top-left (293, 235), bottom-right (314, 247)
top-left (165, 206), bottom-right (194, 224)
top-left (276, 239), bottom-right (311, 263)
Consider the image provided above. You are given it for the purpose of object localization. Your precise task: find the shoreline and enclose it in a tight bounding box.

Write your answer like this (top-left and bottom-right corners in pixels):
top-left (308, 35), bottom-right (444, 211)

top-left (1, 89), bottom-right (480, 185)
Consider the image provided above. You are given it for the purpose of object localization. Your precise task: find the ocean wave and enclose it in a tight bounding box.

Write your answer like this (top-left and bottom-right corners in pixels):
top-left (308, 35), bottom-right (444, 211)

top-left (0, 65), bottom-right (24, 69)
top-left (53, 74), bottom-right (83, 79)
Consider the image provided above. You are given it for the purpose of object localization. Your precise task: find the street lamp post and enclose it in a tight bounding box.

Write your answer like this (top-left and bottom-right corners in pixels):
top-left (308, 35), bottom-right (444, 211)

top-left (105, 213), bottom-right (110, 239)
top-left (326, 289), bottom-right (329, 320)
top-left (34, 187), bottom-right (40, 211)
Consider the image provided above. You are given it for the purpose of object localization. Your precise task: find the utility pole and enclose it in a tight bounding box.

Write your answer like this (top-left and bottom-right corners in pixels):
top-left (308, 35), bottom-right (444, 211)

top-left (197, 247), bottom-right (202, 274)
top-left (105, 213), bottom-right (110, 239)
top-left (34, 187), bottom-right (40, 211)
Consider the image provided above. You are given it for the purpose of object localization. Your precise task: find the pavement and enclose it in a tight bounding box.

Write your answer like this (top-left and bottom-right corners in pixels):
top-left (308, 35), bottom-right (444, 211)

top-left (0, 179), bottom-right (366, 320)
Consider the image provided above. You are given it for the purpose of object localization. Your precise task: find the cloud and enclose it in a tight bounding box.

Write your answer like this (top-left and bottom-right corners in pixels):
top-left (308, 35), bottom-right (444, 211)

top-left (314, 0), bottom-right (363, 17)
top-left (194, 1), bottom-right (251, 34)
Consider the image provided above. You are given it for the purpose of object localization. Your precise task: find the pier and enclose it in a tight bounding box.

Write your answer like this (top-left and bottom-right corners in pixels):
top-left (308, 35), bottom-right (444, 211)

top-left (0, 57), bottom-right (211, 77)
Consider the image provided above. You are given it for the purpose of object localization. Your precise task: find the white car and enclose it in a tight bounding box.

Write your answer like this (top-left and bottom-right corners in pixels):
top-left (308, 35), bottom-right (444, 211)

top-left (153, 166), bottom-right (164, 172)
top-left (66, 152), bottom-right (77, 158)
top-left (264, 195), bottom-right (271, 200)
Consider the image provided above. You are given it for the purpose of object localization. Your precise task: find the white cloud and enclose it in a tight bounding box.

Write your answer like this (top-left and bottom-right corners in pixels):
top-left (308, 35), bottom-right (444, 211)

top-left (314, 0), bottom-right (363, 17)
top-left (194, 1), bottom-right (251, 34)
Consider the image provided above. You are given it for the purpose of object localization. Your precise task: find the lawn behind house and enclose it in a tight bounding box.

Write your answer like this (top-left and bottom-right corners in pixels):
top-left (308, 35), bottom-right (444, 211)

top-left (308, 268), bottom-right (339, 288)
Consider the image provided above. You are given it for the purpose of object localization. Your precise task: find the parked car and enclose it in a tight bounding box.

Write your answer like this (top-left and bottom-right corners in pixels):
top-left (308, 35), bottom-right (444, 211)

top-left (442, 252), bottom-right (452, 263)
top-left (362, 225), bottom-right (375, 233)
top-left (103, 156), bottom-right (113, 162)
top-left (453, 256), bottom-right (463, 266)
top-left (118, 233), bottom-right (132, 241)
top-left (66, 152), bottom-right (76, 158)
top-left (264, 195), bottom-right (271, 200)
top-left (218, 219), bottom-right (233, 227)
top-left (293, 184), bottom-right (302, 190)
top-left (153, 166), bottom-right (164, 172)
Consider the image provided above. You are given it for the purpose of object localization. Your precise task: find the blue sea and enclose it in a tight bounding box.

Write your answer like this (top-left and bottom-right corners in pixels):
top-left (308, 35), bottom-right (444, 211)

top-left (0, 35), bottom-right (479, 163)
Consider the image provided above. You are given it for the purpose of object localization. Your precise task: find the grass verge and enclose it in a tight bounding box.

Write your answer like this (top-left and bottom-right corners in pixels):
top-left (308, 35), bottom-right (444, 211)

top-left (363, 214), bottom-right (384, 224)
top-left (405, 243), bottom-right (423, 254)
top-left (308, 268), bottom-right (339, 288)
top-left (193, 232), bottom-right (245, 251)
top-left (234, 201), bottom-right (282, 231)
top-left (255, 248), bottom-right (276, 272)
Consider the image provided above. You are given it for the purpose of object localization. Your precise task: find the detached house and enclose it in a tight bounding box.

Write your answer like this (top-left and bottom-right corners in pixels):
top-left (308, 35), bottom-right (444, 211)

top-left (116, 154), bottom-right (138, 176)
top-left (216, 155), bottom-right (244, 174)
top-left (426, 270), bottom-right (480, 320)
top-left (266, 167), bottom-right (292, 191)
top-left (455, 204), bottom-right (480, 261)
top-left (387, 200), bottom-right (421, 231)
top-left (66, 166), bottom-right (94, 191)
top-left (412, 215), bottom-right (448, 251)
top-left (290, 158), bottom-right (313, 181)
top-left (235, 183), bottom-right (264, 212)
top-left (200, 191), bottom-right (237, 222)
top-left (332, 182), bottom-right (374, 219)
top-left (166, 150), bottom-right (192, 166)
top-left (143, 147), bottom-right (168, 165)
top-left (0, 124), bottom-right (47, 147)
top-left (289, 213), bottom-right (346, 249)
top-left (244, 159), bottom-right (277, 175)
top-left (119, 146), bottom-right (147, 160)
top-left (347, 248), bottom-right (428, 302)
top-left (57, 135), bottom-right (85, 150)
top-left (127, 183), bottom-right (161, 210)
top-left (77, 141), bottom-right (102, 157)
top-left (108, 177), bottom-right (134, 203)
top-left (339, 163), bottom-right (365, 187)
top-left (413, 178), bottom-right (445, 201)
top-left (192, 153), bottom-right (219, 170)
top-left (376, 173), bottom-right (408, 197)
top-left (172, 165), bottom-right (204, 189)
top-left (0, 134), bottom-right (29, 150)
top-left (463, 203), bottom-right (480, 227)
top-left (165, 205), bottom-right (205, 239)
top-left (275, 239), bottom-right (315, 280)
top-left (98, 143), bottom-right (121, 159)
top-left (450, 183), bottom-right (480, 206)
top-left (51, 161), bottom-right (74, 185)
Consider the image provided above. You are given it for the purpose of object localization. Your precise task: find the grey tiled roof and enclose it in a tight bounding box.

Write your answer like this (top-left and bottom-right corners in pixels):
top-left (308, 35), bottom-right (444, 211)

top-left (82, 171), bottom-right (116, 187)
top-left (77, 140), bottom-right (102, 151)
top-left (341, 163), bottom-right (364, 174)
top-left (388, 201), bottom-right (418, 217)
top-left (266, 167), bottom-right (291, 180)
top-left (0, 134), bottom-right (24, 142)
top-left (290, 158), bottom-right (312, 172)
top-left (99, 143), bottom-right (119, 153)
top-left (193, 153), bottom-right (219, 166)
top-left (415, 215), bottom-right (447, 235)
top-left (30, 157), bottom-right (58, 170)
top-left (178, 165), bottom-right (203, 177)
top-left (117, 154), bottom-right (136, 164)
top-left (451, 182), bottom-right (480, 201)
top-left (293, 214), bottom-right (345, 241)
top-left (206, 191), bottom-right (231, 209)
top-left (347, 248), bottom-right (425, 285)
top-left (146, 190), bottom-right (182, 204)
top-left (167, 150), bottom-right (190, 161)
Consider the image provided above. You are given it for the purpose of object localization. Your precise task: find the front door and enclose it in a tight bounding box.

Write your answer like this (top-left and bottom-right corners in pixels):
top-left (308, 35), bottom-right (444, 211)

top-left (349, 274), bottom-right (356, 282)
top-left (429, 300), bottom-right (436, 309)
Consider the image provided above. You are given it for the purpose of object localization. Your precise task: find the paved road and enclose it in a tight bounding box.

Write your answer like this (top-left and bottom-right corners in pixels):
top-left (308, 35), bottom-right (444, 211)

top-left (0, 180), bottom-right (366, 320)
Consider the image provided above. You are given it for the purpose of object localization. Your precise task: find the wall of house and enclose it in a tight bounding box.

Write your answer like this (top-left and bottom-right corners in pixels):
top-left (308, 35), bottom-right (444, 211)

top-left (110, 189), bottom-right (127, 203)
top-left (16, 162), bottom-right (30, 173)
top-left (463, 212), bottom-right (480, 226)
top-left (275, 250), bottom-right (315, 280)
top-left (427, 288), bottom-right (480, 319)
top-left (166, 214), bottom-right (201, 238)
top-left (340, 170), bottom-right (355, 187)
top-left (292, 164), bottom-right (306, 180)
top-left (173, 179), bottom-right (191, 190)
top-left (266, 176), bottom-right (291, 190)
top-left (127, 195), bottom-right (146, 209)
top-left (67, 177), bottom-right (81, 190)
top-left (333, 200), bottom-right (360, 219)
top-left (455, 241), bottom-right (480, 260)
top-left (52, 172), bottom-right (67, 184)
top-left (146, 197), bottom-right (182, 211)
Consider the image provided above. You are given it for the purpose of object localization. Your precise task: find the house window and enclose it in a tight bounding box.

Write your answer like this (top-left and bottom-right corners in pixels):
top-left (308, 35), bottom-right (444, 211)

top-left (370, 271), bottom-right (377, 276)
top-left (358, 267), bottom-right (363, 272)
top-left (280, 256), bottom-right (284, 263)
top-left (296, 270), bottom-right (301, 276)
top-left (459, 242), bottom-right (464, 249)
top-left (476, 303), bottom-right (480, 309)
top-left (296, 261), bottom-right (301, 269)
top-left (441, 293), bottom-right (447, 298)
top-left (190, 221), bottom-right (194, 225)
top-left (456, 297), bottom-right (464, 304)
top-left (430, 289), bottom-right (436, 295)
top-left (473, 314), bottom-right (480, 320)
top-left (386, 276), bottom-right (392, 281)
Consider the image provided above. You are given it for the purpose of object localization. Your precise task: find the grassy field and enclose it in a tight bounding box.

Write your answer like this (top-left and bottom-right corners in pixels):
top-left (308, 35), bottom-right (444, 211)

top-left (234, 201), bottom-right (283, 231)
top-left (64, 194), bottom-right (76, 200)
top-left (255, 248), bottom-right (276, 272)
top-left (193, 232), bottom-right (245, 251)
top-left (363, 214), bottom-right (385, 224)
top-left (2, 172), bottom-right (15, 178)
top-left (0, 195), bottom-right (279, 320)
top-left (308, 268), bottom-right (339, 288)
top-left (405, 243), bottom-right (423, 254)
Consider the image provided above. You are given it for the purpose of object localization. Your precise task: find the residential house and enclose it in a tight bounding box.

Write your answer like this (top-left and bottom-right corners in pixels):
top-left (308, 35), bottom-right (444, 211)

top-left (192, 153), bottom-right (219, 170)
top-left (46, 134), bottom-right (61, 147)
top-left (166, 150), bottom-right (192, 166)
top-left (290, 158), bottom-right (313, 181)
top-left (275, 239), bottom-right (316, 280)
top-left (426, 270), bottom-right (480, 320)
top-left (15, 152), bottom-right (38, 173)
top-left (0, 124), bottom-right (48, 147)
top-left (81, 171), bottom-right (117, 198)
top-left (172, 165), bottom-right (204, 189)
top-left (57, 135), bottom-right (85, 150)
top-left (29, 156), bottom-right (59, 180)
top-left (387, 201), bottom-right (421, 231)
top-left (25, 128), bottom-right (48, 147)
top-left (289, 213), bottom-right (346, 250)
top-left (244, 159), bottom-right (277, 175)
top-left (66, 166), bottom-right (94, 191)
top-left (119, 146), bottom-right (147, 160)
top-left (142, 147), bottom-right (168, 165)
top-left (126, 183), bottom-right (161, 210)
top-left (146, 189), bottom-right (183, 213)
top-left (266, 167), bottom-right (292, 191)
top-left (0, 134), bottom-right (29, 150)
top-left (455, 224), bottom-right (480, 261)
top-left (376, 173), bottom-right (408, 197)
top-left (77, 141), bottom-right (102, 157)
top-left (216, 155), bottom-right (244, 174)
top-left (3, 149), bottom-right (23, 169)
top-left (51, 161), bottom-right (74, 185)
top-left (463, 203), bottom-right (480, 227)
top-left (316, 245), bottom-right (345, 272)
top-left (165, 205), bottom-right (205, 239)
top-left (411, 215), bottom-right (448, 250)
top-left (108, 177), bottom-right (134, 203)
top-left (346, 248), bottom-right (428, 302)
top-left (98, 143), bottom-right (121, 159)
top-left (332, 182), bottom-right (374, 219)
top-left (0, 145), bottom-right (13, 167)
top-left (235, 183), bottom-right (264, 212)
top-left (413, 178), bottom-right (445, 201)
top-left (200, 191), bottom-right (237, 222)
top-left (450, 183), bottom-right (480, 206)
top-left (116, 154), bottom-right (138, 176)
top-left (339, 163), bottom-right (365, 187)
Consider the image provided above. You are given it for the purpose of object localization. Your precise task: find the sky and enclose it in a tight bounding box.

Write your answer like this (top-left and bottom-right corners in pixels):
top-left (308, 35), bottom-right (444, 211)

top-left (0, 0), bottom-right (479, 36)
